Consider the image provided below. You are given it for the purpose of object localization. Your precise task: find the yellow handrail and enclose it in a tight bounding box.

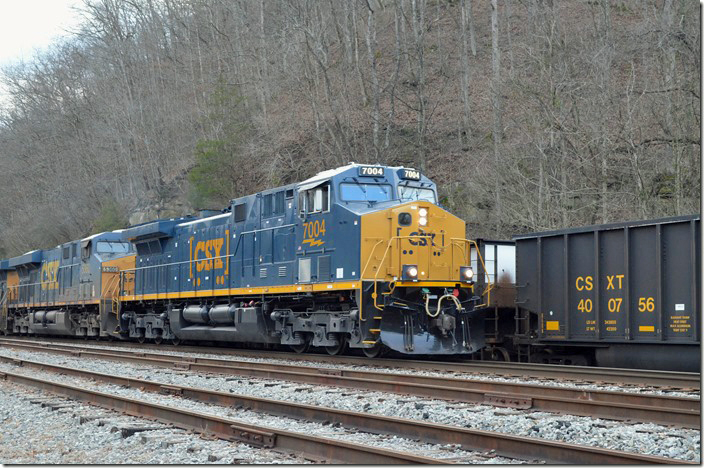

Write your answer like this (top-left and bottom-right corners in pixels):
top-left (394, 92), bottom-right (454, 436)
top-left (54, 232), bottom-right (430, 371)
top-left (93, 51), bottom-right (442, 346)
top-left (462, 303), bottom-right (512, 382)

top-left (450, 238), bottom-right (493, 308)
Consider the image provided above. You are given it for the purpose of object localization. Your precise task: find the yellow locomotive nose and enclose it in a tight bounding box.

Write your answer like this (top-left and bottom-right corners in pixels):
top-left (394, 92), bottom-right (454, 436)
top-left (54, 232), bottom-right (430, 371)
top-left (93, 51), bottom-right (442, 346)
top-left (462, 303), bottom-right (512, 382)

top-left (360, 201), bottom-right (470, 286)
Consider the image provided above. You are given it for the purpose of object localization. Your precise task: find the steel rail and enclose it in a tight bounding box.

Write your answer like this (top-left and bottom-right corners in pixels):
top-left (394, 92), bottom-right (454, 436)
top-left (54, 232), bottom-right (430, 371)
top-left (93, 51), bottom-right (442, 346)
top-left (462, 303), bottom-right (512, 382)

top-left (0, 339), bottom-right (699, 429)
top-left (4, 336), bottom-right (697, 389)
top-left (0, 368), bottom-right (444, 465)
top-left (0, 355), bottom-right (687, 464)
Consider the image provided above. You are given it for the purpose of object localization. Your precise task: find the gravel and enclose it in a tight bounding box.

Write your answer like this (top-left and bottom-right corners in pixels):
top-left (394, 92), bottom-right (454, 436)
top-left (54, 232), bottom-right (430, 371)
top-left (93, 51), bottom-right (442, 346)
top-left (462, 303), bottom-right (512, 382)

top-left (0, 357), bottom-right (523, 464)
top-left (0, 346), bottom-right (699, 462)
top-left (0, 381), bottom-right (304, 464)
top-left (41, 340), bottom-right (699, 399)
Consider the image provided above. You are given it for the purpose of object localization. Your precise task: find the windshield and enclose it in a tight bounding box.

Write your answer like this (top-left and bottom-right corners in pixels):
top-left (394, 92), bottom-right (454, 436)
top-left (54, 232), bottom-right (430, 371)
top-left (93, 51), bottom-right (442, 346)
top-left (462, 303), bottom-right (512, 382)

top-left (96, 241), bottom-right (130, 254)
top-left (340, 183), bottom-right (392, 202)
top-left (398, 185), bottom-right (437, 203)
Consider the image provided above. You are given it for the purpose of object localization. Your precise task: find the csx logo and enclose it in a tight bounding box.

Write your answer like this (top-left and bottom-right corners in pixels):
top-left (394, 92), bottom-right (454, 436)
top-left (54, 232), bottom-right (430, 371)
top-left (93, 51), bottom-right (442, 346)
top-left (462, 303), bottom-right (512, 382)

top-left (41, 260), bottom-right (60, 290)
top-left (189, 236), bottom-right (227, 277)
top-left (408, 231), bottom-right (436, 246)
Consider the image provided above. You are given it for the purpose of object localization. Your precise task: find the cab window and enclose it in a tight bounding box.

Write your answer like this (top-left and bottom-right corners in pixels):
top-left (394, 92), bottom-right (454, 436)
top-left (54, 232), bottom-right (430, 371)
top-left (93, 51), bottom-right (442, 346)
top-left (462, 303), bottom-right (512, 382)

top-left (299, 184), bottom-right (330, 215)
top-left (398, 185), bottom-right (437, 203)
top-left (340, 183), bottom-right (392, 202)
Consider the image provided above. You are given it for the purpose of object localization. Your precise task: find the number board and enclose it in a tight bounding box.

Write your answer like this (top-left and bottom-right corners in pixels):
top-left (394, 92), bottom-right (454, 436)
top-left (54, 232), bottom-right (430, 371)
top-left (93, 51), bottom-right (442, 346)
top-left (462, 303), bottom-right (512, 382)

top-left (358, 166), bottom-right (385, 177)
top-left (398, 168), bottom-right (421, 180)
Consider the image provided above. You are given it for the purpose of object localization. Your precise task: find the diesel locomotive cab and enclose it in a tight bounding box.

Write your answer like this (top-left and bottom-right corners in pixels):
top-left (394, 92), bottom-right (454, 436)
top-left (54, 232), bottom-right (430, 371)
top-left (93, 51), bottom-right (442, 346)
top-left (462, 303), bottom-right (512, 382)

top-left (347, 166), bottom-right (487, 355)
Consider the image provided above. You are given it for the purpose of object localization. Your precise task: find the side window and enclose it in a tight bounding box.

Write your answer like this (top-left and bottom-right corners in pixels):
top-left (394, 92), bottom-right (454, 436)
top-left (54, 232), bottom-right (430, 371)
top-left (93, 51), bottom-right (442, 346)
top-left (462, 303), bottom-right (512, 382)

top-left (72, 244), bottom-right (77, 258)
top-left (298, 191), bottom-right (307, 216)
top-left (63, 246), bottom-right (70, 260)
top-left (299, 184), bottom-right (330, 215)
top-left (313, 185), bottom-right (329, 212)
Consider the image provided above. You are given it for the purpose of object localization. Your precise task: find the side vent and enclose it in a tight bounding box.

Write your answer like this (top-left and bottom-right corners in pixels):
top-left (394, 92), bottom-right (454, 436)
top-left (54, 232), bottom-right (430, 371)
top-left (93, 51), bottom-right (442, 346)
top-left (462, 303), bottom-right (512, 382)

top-left (259, 268), bottom-right (268, 279)
top-left (278, 266), bottom-right (287, 277)
top-left (318, 255), bottom-right (331, 281)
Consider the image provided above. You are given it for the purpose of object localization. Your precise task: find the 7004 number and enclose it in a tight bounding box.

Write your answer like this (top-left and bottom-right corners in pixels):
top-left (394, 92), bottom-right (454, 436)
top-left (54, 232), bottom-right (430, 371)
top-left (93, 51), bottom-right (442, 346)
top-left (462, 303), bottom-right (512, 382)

top-left (303, 220), bottom-right (326, 239)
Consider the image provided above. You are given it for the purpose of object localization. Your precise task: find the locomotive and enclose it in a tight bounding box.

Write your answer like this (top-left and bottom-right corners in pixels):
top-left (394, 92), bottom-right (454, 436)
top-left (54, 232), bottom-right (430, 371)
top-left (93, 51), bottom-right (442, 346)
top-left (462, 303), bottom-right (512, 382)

top-left (0, 164), bottom-right (489, 357)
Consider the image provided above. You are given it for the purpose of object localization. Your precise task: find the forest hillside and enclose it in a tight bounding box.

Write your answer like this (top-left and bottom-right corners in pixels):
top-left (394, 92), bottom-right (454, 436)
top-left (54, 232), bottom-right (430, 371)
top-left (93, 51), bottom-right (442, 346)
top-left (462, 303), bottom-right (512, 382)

top-left (0, 0), bottom-right (699, 256)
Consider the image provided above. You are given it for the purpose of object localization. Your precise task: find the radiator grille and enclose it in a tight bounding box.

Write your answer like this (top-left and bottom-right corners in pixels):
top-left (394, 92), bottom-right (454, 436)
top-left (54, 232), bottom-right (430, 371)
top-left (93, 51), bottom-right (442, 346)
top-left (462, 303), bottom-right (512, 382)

top-left (318, 255), bottom-right (331, 281)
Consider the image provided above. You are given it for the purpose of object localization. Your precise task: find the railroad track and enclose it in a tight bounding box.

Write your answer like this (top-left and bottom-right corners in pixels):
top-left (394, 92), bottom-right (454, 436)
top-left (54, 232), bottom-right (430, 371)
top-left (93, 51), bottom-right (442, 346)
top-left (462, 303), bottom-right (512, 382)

top-left (0, 338), bottom-right (699, 429)
top-left (0, 354), bottom-right (687, 464)
top-left (5, 335), bottom-right (697, 390)
top-left (0, 368), bottom-right (442, 464)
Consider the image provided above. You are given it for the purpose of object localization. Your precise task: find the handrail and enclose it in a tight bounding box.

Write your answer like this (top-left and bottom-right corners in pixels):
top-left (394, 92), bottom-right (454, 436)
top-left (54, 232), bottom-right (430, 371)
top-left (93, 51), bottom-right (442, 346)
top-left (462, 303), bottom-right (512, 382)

top-left (369, 235), bottom-right (445, 313)
top-left (450, 238), bottom-right (493, 308)
top-left (360, 235), bottom-right (493, 316)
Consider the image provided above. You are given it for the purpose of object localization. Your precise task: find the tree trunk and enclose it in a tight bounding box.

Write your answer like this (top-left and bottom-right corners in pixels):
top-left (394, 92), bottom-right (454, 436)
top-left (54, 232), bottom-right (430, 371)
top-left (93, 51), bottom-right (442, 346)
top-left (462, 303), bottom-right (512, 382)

top-left (491, 0), bottom-right (502, 235)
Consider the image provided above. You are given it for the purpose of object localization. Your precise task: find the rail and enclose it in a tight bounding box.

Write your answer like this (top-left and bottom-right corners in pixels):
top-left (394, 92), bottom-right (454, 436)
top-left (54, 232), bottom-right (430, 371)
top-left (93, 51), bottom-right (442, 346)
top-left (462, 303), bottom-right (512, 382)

top-left (0, 351), bottom-right (685, 464)
top-left (2, 338), bottom-right (696, 429)
top-left (0, 366), bottom-right (438, 464)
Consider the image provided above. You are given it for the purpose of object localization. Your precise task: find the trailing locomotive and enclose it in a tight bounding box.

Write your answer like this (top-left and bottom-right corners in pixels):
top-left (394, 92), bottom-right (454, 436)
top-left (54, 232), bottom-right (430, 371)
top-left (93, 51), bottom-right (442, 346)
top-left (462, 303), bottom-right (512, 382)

top-left (0, 232), bottom-right (133, 338)
top-left (1, 164), bottom-right (488, 357)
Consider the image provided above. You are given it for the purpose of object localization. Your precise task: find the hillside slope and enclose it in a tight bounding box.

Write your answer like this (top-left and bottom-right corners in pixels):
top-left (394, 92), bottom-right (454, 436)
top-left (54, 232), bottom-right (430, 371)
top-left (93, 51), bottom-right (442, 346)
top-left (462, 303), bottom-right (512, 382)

top-left (0, 0), bottom-right (699, 256)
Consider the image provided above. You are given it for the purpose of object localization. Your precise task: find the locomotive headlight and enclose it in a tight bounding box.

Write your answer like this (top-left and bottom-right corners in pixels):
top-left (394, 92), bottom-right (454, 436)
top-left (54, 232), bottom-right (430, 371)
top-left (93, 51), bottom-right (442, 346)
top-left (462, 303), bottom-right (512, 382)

top-left (403, 264), bottom-right (419, 281)
top-left (418, 208), bottom-right (428, 227)
top-left (460, 266), bottom-right (474, 283)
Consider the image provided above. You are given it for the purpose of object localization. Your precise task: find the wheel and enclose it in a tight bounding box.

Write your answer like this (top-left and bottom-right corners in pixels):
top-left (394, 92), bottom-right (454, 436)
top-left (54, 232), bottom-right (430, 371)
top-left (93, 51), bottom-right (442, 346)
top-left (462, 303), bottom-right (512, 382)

top-left (290, 341), bottom-right (310, 354)
top-left (153, 335), bottom-right (163, 345)
top-left (170, 337), bottom-right (181, 346)
top-left (362, 341), bottom-right (384, 358)
top-left (325, 335), bottom-right (348, 356)
top-left (137, 335), bottom-right (146, 344)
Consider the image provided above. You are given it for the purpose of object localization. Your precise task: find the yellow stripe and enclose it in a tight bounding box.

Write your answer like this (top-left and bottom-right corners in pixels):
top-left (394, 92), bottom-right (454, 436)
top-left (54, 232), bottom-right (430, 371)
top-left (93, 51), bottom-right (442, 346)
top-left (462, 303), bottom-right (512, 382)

top-left (120, 282), bottom-right (361, 302)
top-left (639, 325), bottom-right (655, 332)
top-left (546, 321), bottom-right (560, 331)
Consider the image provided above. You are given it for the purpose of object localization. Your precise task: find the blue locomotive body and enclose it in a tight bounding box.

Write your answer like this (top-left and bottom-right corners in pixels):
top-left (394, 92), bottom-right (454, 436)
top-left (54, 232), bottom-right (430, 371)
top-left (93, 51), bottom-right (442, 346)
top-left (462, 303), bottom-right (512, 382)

top-left (117, 164), bottom-right (485, 355)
